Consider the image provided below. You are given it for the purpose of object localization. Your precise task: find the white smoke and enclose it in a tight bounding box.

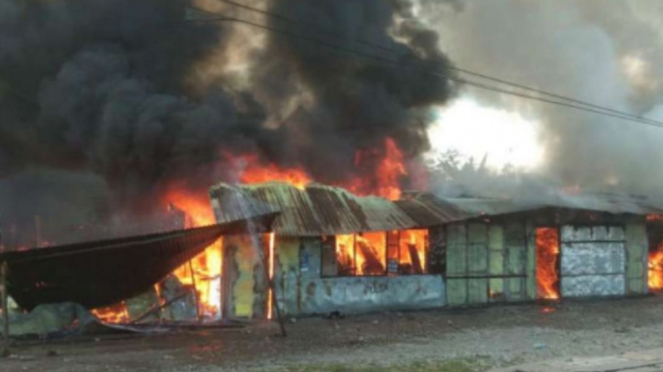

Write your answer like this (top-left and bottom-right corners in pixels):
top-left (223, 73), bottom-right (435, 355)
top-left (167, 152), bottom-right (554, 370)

top-left (419, 0), bottom-right (663, 197)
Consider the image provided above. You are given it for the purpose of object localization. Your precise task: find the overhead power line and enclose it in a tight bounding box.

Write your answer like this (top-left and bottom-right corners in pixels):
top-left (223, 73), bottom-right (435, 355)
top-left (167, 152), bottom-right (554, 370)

top-left (199, 1), bottom-right (663, 128)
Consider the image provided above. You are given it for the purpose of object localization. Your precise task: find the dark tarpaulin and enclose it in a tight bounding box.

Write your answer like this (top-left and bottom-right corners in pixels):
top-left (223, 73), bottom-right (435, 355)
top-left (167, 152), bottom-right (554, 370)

top-left (0, 213), bottom-right (278, 311)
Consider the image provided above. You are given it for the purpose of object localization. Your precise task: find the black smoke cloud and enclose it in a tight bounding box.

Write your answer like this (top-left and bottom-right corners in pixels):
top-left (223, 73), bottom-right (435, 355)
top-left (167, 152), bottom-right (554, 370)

top-left (0, 0), bottom-right (454, 243)
top-left (251, 0), bottom-right (456, 183)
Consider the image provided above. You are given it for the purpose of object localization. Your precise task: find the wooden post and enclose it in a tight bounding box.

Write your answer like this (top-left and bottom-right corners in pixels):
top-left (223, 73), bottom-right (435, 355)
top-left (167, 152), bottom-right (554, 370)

top-left (264, 233), bottom-right (286, 337)
top-left (270, 275), bottom-right (287, 337)
top-left (188, 261), bottom-right (201, 322)
top-left (1, 261), bottom-right (10, 356)
top-left (221, 241), bottom-right (228, 321)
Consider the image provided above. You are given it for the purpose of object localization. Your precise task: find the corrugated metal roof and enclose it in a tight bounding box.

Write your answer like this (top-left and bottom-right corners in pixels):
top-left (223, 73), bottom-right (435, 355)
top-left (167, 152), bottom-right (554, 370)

top-left (549, 192), bottom-right (663, 215)
top-left (210, 183), bottom-right (663, 236)
top-left (395, 193), bottom-right (472, 226)
top-left (209, 182), bottom-right (420, 236)
top-left (397, 191), bottom-right (663, 226)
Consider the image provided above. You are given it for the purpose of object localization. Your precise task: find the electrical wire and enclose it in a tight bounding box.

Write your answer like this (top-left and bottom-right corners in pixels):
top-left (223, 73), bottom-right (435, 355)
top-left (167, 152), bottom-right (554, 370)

top-left (187, 6), bottom-right (663, 128)
top-left (214, 0), bottom-right (658, 124)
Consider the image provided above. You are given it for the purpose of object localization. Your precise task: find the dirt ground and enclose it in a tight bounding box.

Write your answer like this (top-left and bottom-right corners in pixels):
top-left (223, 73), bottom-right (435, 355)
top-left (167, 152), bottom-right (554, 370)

top-left (3, 295), bottom-right (663, 372)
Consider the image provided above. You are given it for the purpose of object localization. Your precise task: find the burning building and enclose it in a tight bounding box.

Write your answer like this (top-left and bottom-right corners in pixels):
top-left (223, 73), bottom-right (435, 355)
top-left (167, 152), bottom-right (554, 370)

top-left (399, 192), bottom-right (656, 306)
top-left (2, 181), bottom-right (662, 331)
top-left (210, 182), bottom-right (444, 318)
top-left (206, 185), bottom-right (658, 319)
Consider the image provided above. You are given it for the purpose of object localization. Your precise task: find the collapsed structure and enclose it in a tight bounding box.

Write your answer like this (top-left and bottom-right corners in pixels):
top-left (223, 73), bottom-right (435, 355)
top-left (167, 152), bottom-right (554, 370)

top-left (210, 182), bottom-right (662, 318)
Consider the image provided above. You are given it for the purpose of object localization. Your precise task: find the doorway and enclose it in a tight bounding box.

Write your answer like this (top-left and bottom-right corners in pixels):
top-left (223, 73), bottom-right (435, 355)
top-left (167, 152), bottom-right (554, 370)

top-left (535, 227), bottom-right (560, 300)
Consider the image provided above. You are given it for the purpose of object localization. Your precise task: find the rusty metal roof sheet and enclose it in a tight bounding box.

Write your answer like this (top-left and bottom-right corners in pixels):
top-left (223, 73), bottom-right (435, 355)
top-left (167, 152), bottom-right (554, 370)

top-left (394, 193), bottom-right (472, 226)
top-left (210, 183), bottom-right (663, 237)
top-left (209, 182), bottom-right (420, 236)
top-left (397, 191), bottom-right (663, 226)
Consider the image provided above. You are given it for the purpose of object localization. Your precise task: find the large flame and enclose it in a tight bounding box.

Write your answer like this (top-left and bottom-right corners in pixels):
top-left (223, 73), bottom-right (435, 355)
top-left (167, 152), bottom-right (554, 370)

top-left (93, 137), bottom-right (412, 322)
top-left (649, 250), bottom-right (663, 291)
top-left (228, 153), bottom-right (312, 190)
top-left (92, 302), bottom-right (130, 324)
top-left (345, 138), bottom-right (407, 200)
top-left (335, 230), bottom-right (427, 276)
top-left (536, 228), bottom-right (560, 300)
top-left (227, 137), bottom-right (409, 200)
top-left (166, 188), bottom-right (223, 319)
top-left (646, 215), bottom-right (663, 292)
top-left (267, 232), bottom-right (275, 320)
top-left (355, 232), bottom-right (387, 276)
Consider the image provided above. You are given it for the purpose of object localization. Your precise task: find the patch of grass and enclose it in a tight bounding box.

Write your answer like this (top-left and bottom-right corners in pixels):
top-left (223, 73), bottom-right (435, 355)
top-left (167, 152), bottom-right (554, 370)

top-left (271, 359), bottom-right (483, 372)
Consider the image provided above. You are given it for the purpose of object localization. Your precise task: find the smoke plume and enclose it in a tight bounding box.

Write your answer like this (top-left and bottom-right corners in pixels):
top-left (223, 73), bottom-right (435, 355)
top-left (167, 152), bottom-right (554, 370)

top-left (0, 0), bottom-right (454, 243)
top-left (417, 0), bottom-right (663, 198)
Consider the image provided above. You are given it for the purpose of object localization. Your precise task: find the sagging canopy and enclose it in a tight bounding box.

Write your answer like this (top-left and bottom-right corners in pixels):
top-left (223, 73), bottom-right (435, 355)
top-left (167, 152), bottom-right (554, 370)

top-left (0, 212), bottom-right (278, 311)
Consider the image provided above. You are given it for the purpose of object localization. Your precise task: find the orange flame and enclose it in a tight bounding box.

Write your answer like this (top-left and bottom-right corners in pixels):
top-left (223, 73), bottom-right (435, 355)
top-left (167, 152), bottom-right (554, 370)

top-left (335, 230), bottom-right (426, 276)
top-left (267, 232), bottom-right (275, 320)
top-left (92, 137), bottom-right (412, 322)
top-left (227, 137), bottom-right (408, 200)
top-left (649, 249), bottom-right (663, 291)
top-left (92, 302), bottom-right (130, 324)
top-left (166, 188), bottom-right (223, 319)
top-left (345, 138), bottom-right (407, 200)
top-left (536, 228), bottom-right (560, 300)
top-left (355, 232), bottom-right (387, 276)
top-left (227, 154), bottom-right (312, 190)
top-left (399, 230), bottom-right (427, 274)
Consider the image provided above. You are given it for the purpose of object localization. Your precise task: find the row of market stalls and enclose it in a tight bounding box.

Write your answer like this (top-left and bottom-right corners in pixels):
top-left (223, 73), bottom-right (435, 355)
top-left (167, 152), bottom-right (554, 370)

top-left (210, 182), bottom-right (663, 318)
top-left (3, 181), bottom-right (663, 330)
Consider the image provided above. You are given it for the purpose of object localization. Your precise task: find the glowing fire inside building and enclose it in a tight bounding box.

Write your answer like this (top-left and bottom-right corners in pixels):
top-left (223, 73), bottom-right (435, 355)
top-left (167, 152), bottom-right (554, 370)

top-left (649, 250), bottom-right (663, 292)
top-left (8, 134), bottom-right (663, 327)
top-left (91, 137), bottom-right (415, 322)
top-left (536, 228), bottom-right (560, 300)
top-left (334, 230), bottom-right (427, 277)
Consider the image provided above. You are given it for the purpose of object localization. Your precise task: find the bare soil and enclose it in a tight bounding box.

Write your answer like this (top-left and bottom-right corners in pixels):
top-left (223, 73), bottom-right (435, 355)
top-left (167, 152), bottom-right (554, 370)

top-left (3, 295), bottom-right (663, 372)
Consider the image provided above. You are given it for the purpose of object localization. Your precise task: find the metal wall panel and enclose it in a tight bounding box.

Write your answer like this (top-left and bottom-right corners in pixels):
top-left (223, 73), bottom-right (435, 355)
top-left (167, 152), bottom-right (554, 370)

top-left (297, 276), bottom-right (445, 315)
top-left (467, 223), bottom-right (488, 304)
top-left (560, 225), bottom-right (626, 298)
top-left (561, 275), bottom-right (625, 297)
top-left (561, 226), bottom-right (625, 242)
top-left (625, 224), bottom-right (648, 295)
top-left (560, 242), bottom-right (625, 276)
top-left (273, 237), bottom-right (301, 316)
top-left (446, 223), bottom-right (468, 306)
top-left (225, 234), bottom-right (263, 318)
top-left (504, 221), bottom-right (527, 301)
top-left (525, 222), bottom-right (537, 300)
top-left (488, 226), bottom-right (505, 301)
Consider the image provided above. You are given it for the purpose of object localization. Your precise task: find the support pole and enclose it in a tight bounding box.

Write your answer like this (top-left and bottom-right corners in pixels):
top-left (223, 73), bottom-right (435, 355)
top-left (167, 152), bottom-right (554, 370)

top-left (221, 241), bottom-right (228, 321)
top-left (270, 274), bottom-right (287, 337)
top-left (1, 261), bottom-right (10, 356)
top-left (265, 233), bottom-right (286, 337)
top-left (188, 261), bottom-right (202, 322)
